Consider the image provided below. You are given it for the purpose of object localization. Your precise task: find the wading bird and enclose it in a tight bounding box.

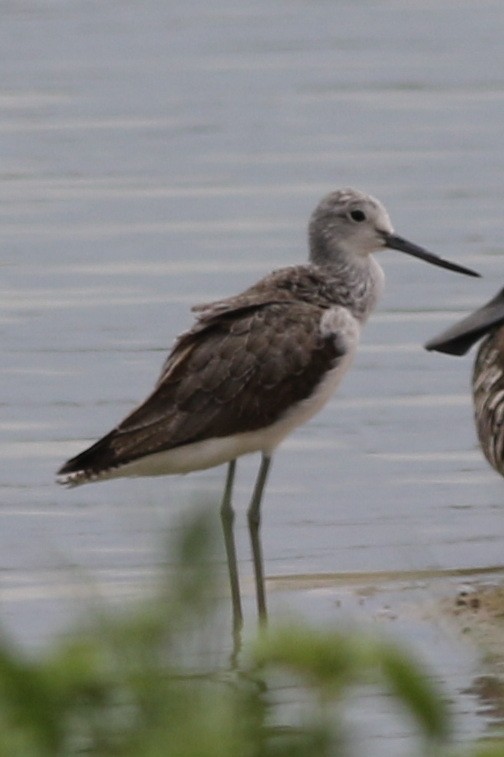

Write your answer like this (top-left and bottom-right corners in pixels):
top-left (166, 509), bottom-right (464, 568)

top-left (58, 188), bottom-right (479, 628)
top-left (426, 287), bottom-right (504, 477)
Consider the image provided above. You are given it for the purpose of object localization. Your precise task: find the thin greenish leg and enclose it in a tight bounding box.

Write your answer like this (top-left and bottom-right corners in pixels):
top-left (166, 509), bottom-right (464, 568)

top-left (247, 454), bottom-right (271, 625)
top-left (220, 459), bottom-right (243, 641)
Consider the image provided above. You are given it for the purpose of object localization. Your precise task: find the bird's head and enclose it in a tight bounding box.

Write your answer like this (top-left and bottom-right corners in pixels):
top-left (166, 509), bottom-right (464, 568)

top-left (308, 188), bottom-right (479, 277)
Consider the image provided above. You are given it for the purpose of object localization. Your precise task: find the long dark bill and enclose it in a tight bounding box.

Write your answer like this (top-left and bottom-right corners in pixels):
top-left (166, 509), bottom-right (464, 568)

top-left (425, 287), bottom-right (504, 356)
top-left (384, 233), bottom-right (480, 278)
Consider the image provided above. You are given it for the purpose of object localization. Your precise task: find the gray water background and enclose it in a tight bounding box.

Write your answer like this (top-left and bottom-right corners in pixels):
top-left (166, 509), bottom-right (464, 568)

top-left (1, 0), bottom-right (504, 753)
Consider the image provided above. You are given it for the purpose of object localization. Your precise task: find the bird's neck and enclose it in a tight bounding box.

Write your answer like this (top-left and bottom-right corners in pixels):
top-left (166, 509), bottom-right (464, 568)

top-left (314, 254), bottom-right (385, 324)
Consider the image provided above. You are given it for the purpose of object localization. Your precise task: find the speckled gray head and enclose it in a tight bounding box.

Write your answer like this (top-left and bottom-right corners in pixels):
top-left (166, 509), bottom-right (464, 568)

top-left (309, 187), bottom-right (480, 277)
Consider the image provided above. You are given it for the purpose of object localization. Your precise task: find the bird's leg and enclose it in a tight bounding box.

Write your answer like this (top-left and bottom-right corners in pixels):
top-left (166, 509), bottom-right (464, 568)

top-left (247, 454), bottom-right (272, 624)
top-left (220, 459), bottom-right (243, 640)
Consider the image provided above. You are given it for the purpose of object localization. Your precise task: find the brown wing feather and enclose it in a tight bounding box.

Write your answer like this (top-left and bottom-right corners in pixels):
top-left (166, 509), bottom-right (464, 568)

top-left (59, 301), bottom-right (344, 476)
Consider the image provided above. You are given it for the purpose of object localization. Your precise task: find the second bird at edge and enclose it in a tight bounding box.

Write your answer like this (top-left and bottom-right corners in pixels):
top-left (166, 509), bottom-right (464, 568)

top-left (426, 287), bottom-right (504, 477)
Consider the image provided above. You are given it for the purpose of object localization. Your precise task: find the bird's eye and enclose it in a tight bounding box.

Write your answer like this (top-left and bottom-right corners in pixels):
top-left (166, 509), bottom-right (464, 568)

top-left (349, 209), bottom-right (366, 222)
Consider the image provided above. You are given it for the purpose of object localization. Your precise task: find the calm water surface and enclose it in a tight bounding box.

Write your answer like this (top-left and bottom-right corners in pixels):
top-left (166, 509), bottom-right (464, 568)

top-left (1, 0), bottom-right (504, 752)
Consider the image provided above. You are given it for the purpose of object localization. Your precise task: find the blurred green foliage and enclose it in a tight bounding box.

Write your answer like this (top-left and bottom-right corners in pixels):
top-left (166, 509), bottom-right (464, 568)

top-left (0, 510), bottom-right (501, 756)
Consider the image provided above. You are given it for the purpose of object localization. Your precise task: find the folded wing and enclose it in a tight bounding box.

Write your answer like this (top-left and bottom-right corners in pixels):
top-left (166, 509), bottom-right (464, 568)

top-left (58, 299), bottom-right (347, 481)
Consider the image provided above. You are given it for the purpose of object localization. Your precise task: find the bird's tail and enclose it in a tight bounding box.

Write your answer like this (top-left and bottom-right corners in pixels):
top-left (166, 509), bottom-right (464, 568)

top-left (57, 430), bottom-right (121, 487)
